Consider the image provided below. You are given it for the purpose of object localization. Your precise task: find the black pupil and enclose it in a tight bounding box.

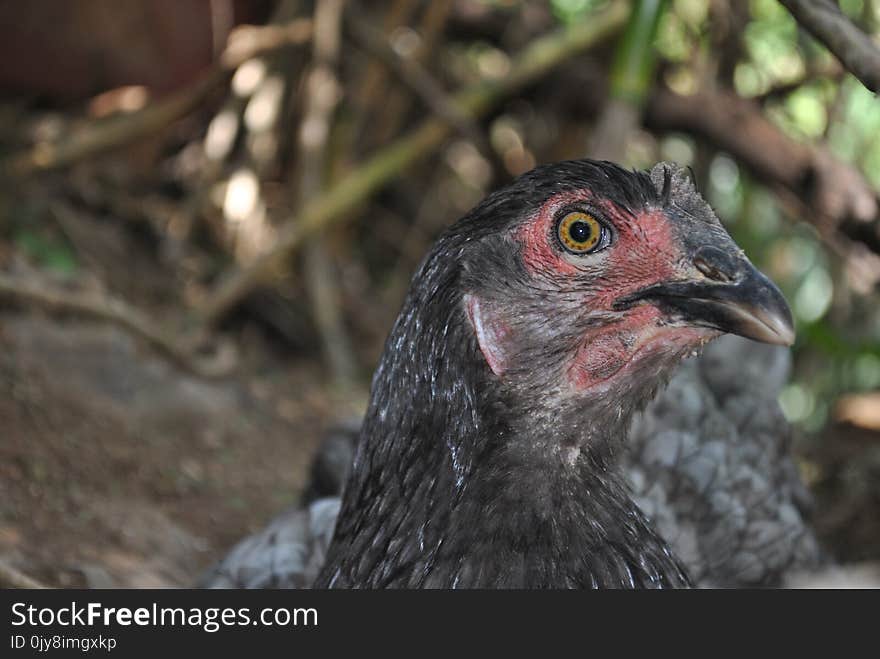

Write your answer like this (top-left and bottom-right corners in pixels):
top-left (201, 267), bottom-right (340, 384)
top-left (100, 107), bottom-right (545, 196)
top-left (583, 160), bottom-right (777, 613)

top-left (569, 220), bottom-right (593, 244)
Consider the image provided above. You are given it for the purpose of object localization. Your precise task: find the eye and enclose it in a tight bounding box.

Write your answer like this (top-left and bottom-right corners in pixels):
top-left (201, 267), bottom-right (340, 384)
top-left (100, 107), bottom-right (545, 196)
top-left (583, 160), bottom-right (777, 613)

top-left (556, 211), bottom-right (608, 255)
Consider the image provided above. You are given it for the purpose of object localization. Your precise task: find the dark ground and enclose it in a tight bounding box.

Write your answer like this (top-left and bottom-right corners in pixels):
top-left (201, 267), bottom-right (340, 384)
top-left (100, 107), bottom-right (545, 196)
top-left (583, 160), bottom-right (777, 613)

top-left (0, 313), bottom-right (365, 587)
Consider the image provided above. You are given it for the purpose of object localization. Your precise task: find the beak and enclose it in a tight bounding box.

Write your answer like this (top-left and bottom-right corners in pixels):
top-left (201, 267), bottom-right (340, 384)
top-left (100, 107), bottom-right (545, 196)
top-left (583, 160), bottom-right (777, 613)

top-left (613, 249), bottom-right (795, 347)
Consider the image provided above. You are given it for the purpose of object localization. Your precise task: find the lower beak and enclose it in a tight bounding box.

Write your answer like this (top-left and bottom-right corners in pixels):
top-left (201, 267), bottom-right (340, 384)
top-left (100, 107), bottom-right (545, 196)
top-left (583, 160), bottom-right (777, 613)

top-left (613, 260), bottom-right (795, 347)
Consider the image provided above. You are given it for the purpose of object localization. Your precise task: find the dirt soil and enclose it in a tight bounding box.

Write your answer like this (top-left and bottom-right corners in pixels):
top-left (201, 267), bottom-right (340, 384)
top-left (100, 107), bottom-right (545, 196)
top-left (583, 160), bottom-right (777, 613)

top-left (0, 313), bottom-right (354, 587)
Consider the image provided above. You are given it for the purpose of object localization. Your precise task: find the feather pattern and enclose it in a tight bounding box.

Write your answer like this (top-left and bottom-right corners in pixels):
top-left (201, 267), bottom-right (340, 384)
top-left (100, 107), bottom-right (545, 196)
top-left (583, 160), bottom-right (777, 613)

top-left (199, 160), bottom-right (820, 589)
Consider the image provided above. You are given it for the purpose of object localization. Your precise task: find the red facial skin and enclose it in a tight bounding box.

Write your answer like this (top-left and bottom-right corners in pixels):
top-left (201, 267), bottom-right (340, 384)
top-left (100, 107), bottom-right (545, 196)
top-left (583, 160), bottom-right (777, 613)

top-left (515, 190), bottom-right (709, 390)
top-left (568, 307), bottom-right (708, 390)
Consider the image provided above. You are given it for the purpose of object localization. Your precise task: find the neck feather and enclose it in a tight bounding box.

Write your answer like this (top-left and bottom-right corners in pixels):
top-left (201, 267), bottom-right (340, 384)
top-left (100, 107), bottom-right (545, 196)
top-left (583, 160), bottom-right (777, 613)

top-left (316, 240), bottom-right (689, 588)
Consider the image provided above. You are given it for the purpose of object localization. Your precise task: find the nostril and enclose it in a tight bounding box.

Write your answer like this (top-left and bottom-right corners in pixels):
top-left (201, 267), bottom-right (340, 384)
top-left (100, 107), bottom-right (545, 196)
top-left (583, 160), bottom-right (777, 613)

top-left (692, 246), bottom-right (737, 283)
top-left (694, 257), bottom-right (732, 282)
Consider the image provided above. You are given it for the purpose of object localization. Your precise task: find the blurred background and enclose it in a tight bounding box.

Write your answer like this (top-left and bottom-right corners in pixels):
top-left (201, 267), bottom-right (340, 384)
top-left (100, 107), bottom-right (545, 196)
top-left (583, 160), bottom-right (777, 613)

top-left (0, 0), bottom-right (878, 587)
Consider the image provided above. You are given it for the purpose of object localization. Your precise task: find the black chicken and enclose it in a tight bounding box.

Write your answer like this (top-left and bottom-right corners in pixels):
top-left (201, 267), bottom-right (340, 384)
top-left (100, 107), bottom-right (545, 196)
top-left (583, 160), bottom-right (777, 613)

top-left (203, 160), bottom-right (799, 588)
top-left (201, 336), bottom-right (821, 588)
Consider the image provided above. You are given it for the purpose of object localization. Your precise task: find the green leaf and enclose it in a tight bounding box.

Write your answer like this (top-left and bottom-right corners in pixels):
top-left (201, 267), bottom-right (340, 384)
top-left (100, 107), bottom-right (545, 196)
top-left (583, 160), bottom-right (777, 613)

top-left (14, 228), bottom-right (78, 276)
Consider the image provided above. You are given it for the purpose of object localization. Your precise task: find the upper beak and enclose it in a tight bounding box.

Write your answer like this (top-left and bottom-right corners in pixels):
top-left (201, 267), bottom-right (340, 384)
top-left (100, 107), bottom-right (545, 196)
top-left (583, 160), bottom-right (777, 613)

top-left (613, 247), bottom-right (795, 347)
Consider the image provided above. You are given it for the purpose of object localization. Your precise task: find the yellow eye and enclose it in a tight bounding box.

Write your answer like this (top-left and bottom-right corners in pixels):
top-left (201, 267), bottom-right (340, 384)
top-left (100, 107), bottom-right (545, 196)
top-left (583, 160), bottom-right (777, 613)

top-left (557, 211), bottom-right (603, 254)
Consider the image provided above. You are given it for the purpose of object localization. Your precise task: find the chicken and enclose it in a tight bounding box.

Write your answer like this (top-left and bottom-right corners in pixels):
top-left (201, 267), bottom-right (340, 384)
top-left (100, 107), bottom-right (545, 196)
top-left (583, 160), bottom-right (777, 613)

top-left (200, 336), bottom-right (821, 588)
top-left (625, 334), bottom-right (822, 586)
top-left (201, 159), bottom-right (804, 588)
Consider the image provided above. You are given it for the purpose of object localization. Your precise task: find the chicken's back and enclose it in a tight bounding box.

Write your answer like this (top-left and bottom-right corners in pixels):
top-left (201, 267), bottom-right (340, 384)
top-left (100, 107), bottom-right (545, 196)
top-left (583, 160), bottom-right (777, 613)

top-left (626, 335), bottom-right (823, 586)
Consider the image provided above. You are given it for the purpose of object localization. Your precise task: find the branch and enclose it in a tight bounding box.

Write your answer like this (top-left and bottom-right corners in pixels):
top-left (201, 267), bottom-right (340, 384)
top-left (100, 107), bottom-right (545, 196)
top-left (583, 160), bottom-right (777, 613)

top-left (345, 3), bottom-right (494, 158)
top-left (298, 0), bottom-right (359, 388)
top-left (197, 2), bottom-right (629, 325)
top-left (0, 273), bottom-right (235, 378)
top-left (753, 61), bottom-right (843, 103)
top-left (780, 0), bottom-right (880, 94)
top-left (645, 85), bottom-right (880, 257)
top-left (0, 19), bottom-right (313, 177)
top-left (350, 0), bottom-right (421, 144)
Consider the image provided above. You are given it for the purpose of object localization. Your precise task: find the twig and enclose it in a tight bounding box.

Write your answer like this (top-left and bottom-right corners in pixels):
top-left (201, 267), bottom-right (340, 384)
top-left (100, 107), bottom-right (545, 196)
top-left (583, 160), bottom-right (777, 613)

top-left (298, 0), bottom-right (359, 388)
top-left (753, 62), bottom-right (843, 103)
top-left (346, 1), bottom-right (505, 179)
top-left (345, 6), bottom-right (491, 156)
top-left (0, 273), bottom-right (235, 378)
top-left (0, 19), bottom-right (313, 177)
top-left (197, 1), bottom-right (629, 325)
top-left (352, 0), bottom-right (420, 141)
top-left (0, 560), bottom-right (47, 589)
top-left (363, 0), bottom-right (455, 148)
top-left (344, 2), bottom-right (507, 178)
top-left (377, 0), bottom-right (454, 147)
top-left (0, 70), bottom-right (227, 177)
top-left (221, 18), bottom-right (313, 69)
top-left (780, 0), bottom-right (880, 94)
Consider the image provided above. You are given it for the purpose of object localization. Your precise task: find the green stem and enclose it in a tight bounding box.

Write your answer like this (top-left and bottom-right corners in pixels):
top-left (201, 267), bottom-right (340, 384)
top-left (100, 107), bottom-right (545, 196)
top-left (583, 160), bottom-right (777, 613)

top-left (609, 0), bottom-right (668, 106)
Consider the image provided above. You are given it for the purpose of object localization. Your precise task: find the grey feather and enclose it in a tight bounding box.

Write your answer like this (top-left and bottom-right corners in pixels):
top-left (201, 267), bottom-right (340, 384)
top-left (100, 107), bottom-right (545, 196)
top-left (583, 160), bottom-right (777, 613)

top-left (199, 498), bottom-right (339, 589)
top-left (626, 335), bottom-right (822, 587)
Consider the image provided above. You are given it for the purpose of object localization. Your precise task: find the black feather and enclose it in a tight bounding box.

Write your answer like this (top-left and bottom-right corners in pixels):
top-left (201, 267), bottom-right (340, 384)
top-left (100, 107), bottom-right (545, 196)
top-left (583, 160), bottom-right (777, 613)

top-left (202, 159), bottom-right (820, 590)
